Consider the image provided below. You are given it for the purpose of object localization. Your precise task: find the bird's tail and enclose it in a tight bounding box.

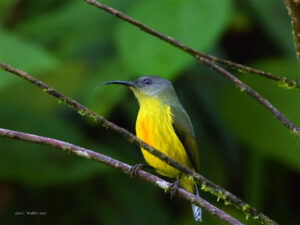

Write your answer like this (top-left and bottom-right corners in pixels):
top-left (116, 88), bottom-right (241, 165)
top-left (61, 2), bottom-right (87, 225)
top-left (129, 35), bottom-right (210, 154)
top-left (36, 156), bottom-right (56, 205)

top-left (192, 185), bottom-right (202, 222)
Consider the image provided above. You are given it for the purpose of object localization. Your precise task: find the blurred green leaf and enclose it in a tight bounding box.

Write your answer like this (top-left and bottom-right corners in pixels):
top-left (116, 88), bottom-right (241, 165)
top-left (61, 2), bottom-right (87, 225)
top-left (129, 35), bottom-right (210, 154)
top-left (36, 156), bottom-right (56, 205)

top-left (245, 152), bottom-right (264, 209)
top-left (17, 1), bottom-right (115, 58)
top-left (0, 105), bottom-right (111, 186)
top-left (0, 0), bottom-right (18, 25)
top-left (0, 29), bottom-right (60, 90)
top-left (116, 0), bottom-right (232, 78)
top-left (0, 0), bottom-right (18, 24)
top-left (103, 175), bottom-right (170, 225)
top-left (0, 61), bottom-right (87, 115)
top-left (0, 137), bottom-right (111, 186)
top-left (83, 60), bottom-right (134, 117)
top-left (220, 59), bottom-right (300, 170)
top-left (247, 0), bottom-right (295, 56)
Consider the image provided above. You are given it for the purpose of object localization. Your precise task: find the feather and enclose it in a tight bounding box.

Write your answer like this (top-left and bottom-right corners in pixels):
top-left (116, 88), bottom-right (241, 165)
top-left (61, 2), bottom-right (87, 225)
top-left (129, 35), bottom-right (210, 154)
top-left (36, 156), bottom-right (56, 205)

top-left (170, 104), bottom-right (200, 172)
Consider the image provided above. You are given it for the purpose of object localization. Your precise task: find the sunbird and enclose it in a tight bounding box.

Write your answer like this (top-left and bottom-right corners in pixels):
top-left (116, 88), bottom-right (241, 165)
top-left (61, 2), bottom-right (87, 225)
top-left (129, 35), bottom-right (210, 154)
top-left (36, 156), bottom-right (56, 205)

top-left (104, 75), bottom-right (201, 222)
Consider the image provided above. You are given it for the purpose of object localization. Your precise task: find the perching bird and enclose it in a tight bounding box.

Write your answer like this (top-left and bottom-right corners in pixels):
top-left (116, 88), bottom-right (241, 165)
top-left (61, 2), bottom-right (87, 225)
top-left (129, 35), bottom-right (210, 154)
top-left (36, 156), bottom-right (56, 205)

top-left (104, 75), bottom-right (201, 222)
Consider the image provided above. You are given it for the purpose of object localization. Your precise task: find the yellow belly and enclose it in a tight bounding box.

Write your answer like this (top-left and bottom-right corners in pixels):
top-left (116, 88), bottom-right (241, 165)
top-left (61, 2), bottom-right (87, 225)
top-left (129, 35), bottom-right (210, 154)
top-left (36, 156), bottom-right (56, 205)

top-left (136, 98), bottom-right (195, 193)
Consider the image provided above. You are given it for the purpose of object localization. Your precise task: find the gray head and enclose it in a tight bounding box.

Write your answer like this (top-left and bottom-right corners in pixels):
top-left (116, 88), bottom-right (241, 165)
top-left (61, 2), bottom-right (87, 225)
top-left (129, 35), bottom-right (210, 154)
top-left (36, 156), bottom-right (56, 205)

top-left (104, 75), bottom-right (179, 104)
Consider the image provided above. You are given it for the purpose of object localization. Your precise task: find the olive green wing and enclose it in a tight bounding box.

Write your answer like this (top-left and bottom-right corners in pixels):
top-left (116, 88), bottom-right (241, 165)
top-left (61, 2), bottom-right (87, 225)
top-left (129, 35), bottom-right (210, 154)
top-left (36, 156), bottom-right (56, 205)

top-left (170, 105), bottom-right (200, 172)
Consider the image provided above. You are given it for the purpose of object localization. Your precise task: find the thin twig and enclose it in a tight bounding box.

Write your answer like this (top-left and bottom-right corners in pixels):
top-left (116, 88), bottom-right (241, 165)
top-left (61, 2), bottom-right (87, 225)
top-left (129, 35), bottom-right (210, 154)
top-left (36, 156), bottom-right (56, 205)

top-left (0, 62), bottom-right (278, 225)
top-left (198, 56), bottom-right (300, 137)
top-left (0, 128), bottom-right (244, 225)
top-left (284, 0), bottom-right (300, 62)
top-left (84, 0), bottom-right (300, 89)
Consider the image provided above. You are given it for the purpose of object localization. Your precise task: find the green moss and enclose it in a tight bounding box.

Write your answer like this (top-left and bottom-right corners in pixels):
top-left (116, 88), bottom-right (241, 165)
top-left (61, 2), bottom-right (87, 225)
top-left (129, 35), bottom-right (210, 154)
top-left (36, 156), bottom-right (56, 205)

top-left (224, 200), bottom-right (230, 206)
top-left (237, 68), bottom-right (247, 73)
top-left (58, 98), bottom-right (67, 105)
top-left (277, 79), bottom-right (298, 89)
top-left (90, 114), bottom-right (99, 122)
top-left (187, 175), bottom-right (194, 180)
top-left (245, 213), bottom-right (250, 220)
top-left (291, 127), bottom-right (300, 136)
top-left (211, 57), bottom-right (217, 63)
top-left (236, 85), bottom-right (246, 92)
top-left (242, 204), bottom-right (250, 212)
top-left (78, 109), bottom-right (87, 116)
top-left (200, 183), bottom-right (228, 203)
top-left (200, 183), bottom-right (207, 191)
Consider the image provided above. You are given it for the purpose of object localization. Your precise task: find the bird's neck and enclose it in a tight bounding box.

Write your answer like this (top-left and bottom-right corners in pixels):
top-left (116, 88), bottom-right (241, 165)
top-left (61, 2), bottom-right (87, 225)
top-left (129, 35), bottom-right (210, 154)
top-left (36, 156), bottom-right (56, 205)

top-left (137, 97), bottom-right (167, 113)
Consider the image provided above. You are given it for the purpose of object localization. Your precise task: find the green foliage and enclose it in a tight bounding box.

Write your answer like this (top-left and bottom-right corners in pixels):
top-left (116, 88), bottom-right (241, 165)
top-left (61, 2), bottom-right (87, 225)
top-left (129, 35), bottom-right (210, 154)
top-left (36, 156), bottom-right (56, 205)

top-left (117, 0), bottom-right (232, 77)
top-left (247, 0), bottom-right (295, 56)
top-left (0, 29), bottom-right (60, 90)
top-left (83, 60), bottom-right (134, 117)
top-left (17, 1), bottom-right (114, 58)
top-left (0, 0), bottom-right (18, 24)
top-left (220, 59), bottom-right (300, 171)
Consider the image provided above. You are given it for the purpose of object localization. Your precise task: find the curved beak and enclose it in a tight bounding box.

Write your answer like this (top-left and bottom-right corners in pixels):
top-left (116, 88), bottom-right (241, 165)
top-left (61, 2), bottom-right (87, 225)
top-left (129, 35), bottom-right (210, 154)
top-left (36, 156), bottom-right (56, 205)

top-left (103, 80), bottom-right (135, 87)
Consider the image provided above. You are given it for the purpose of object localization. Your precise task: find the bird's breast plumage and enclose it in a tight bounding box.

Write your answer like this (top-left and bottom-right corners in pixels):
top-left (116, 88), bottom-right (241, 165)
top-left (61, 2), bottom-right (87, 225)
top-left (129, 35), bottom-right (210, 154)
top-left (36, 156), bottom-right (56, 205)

top-left (136, 97), bottom-right (194, 189)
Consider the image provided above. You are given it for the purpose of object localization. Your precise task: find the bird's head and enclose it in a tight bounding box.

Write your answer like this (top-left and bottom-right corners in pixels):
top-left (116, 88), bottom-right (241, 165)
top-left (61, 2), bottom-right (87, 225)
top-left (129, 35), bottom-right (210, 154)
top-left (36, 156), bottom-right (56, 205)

top-left (104, 75), bottom-right (178, 104)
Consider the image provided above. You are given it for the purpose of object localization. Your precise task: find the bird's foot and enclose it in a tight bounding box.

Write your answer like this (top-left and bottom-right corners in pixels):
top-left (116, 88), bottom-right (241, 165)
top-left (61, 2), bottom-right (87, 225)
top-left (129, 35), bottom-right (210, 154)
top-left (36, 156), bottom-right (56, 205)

top-left (169, 179), bottom-right (180, 199)
top-left (130, 164), bottom-right (147, 177)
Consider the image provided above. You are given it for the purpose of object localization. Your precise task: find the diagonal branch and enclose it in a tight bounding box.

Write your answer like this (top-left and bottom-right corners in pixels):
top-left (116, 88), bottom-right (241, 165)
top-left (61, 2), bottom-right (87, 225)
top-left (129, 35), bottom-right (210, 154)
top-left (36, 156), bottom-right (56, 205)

top-left (84, 0), bottom-right (300, 89)
top-left (284, 0), bottom-right (300, 62)
top-left (0, 127), bottom-right (244, 225)
top-left (198, 57), bottom-right (300, 138)
top-left (83, 0), bottom-right (300, 139)
top-left (0, 62), bottom-right (278, 225)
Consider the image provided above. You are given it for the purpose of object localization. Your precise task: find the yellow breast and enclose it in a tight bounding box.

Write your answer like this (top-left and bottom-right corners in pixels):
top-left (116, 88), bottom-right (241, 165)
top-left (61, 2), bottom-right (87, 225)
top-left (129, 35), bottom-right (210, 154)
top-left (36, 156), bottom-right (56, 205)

top-left (136, 97), bottom-right (194, 181)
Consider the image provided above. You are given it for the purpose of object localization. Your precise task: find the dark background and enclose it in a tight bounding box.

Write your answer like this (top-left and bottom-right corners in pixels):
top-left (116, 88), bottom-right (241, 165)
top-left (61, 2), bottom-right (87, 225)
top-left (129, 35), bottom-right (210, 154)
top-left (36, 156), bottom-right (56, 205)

top-left (0, 0), bottom-right (299, 224)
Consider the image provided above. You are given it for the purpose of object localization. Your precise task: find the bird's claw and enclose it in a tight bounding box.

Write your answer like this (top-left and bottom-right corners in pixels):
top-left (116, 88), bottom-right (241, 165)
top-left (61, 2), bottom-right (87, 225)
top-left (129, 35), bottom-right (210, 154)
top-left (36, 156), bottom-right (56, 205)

top-left (169, 179), bottom-right (180, 199)
top-left (129, 164), bottom-right (145, 177)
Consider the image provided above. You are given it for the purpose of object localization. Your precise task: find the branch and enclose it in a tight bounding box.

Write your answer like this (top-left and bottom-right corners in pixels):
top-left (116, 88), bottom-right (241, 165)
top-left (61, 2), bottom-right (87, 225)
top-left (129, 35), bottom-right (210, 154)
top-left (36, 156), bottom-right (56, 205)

top-left (0, 128), bottom-right (243, 225)
top-left (284, 0), bottom-right (300, 62)
top-left (0, 62), bottom-right (278, 225)
top-left (83, 0), bottom-right (300, 140)
top-left (199, 57), bottom-right (300, 138)
top-left (84, 0), bottom-right (300, 89)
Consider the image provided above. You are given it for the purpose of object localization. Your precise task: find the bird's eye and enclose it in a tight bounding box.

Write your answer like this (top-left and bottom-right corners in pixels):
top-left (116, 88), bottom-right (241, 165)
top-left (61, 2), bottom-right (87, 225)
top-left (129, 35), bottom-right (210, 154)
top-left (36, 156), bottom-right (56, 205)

top-left (144, 79), bottom-right (152, 85)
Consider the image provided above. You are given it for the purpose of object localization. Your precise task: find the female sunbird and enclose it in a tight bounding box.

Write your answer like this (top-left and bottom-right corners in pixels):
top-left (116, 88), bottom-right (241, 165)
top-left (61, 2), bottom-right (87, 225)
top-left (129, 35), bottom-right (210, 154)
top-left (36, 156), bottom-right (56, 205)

top-left (104, 75), bottom-right (202, 222)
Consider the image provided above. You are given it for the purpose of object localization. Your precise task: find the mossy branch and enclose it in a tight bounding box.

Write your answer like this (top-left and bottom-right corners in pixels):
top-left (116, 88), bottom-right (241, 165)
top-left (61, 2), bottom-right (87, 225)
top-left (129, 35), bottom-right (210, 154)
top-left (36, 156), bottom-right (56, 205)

top-left (0, 62), bottom-right (278, 225)
top-left (0, 128), bottom-right (245, 225)
top-left (284, 0), bottom-right (300, 62)
top-left (84, 0), bottom-right (300, 89)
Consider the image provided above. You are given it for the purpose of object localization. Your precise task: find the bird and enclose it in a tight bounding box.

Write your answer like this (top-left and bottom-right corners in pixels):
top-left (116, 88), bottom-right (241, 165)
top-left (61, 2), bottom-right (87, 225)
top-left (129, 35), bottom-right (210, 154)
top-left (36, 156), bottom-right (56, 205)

top-left (104, 75), bottom-right (201, 222)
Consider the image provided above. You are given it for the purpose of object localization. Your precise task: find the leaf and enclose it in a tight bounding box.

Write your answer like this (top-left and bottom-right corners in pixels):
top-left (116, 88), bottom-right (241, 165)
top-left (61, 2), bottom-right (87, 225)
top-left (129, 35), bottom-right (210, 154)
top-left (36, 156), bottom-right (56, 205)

top-left (0, 0), bottom-right (18, 24)
top-left (116, 0), bottom-right (232, 78)
top-left (0, 103), bottom-right (111, 186)
top-left (83, 60), bottom-right (134, 117)
top-left (17, 1), bottom-right (115, 58)
top-left (220, 59), bottom-right (300, 171)
top-left (0, 29), bottom-right (60, 90)
top-left (247, 0), bottom-right (295, 57)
